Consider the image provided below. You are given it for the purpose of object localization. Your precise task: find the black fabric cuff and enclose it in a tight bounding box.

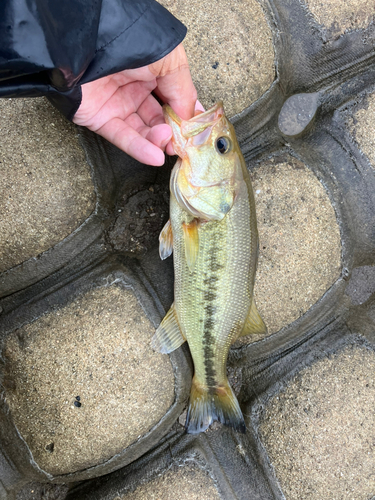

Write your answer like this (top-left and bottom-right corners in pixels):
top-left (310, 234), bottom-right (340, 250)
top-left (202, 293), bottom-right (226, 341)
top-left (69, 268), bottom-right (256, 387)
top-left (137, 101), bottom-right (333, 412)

top-left (0, 81), bottom-right (82, 122)
top-left (46, 86), bottom-right (82, 122)
top-left (0, 0), bottom-right (186, 121)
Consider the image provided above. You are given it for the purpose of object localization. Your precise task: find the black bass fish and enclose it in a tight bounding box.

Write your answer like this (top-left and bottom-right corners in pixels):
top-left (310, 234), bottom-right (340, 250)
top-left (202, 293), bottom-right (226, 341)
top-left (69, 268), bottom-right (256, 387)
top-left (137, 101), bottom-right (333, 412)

top-left (153, 102), bottom-right (266, 433)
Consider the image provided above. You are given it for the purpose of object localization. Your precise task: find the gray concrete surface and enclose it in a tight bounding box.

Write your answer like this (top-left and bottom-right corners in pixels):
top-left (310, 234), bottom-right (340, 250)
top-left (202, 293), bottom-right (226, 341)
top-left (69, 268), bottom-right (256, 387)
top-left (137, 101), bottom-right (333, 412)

top-left (15, 483), bottom-right (69, 500)
top-left (0, 98), bottom-right (95, 273)
top-left (119, 462), bottom-right (221, 500)
top-left (259, 344), bottom-right (375, 500)
top-left (4, 286), bottom-right (174, 476)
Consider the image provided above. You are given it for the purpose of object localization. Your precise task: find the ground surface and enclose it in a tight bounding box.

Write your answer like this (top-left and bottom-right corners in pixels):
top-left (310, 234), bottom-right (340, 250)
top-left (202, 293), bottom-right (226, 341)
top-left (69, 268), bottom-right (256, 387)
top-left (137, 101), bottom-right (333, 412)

top-left (1, 0), bottom-right (374, 498)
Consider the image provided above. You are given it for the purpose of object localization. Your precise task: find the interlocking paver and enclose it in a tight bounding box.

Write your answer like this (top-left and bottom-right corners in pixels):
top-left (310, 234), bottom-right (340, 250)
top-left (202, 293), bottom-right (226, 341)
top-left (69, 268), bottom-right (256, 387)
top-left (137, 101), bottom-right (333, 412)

top-left (4, 286), bottom-right (174, 475)
top-left (0, 98), bottom-right (95, 273)
top-left (259, 345), bottom-right (375, 500)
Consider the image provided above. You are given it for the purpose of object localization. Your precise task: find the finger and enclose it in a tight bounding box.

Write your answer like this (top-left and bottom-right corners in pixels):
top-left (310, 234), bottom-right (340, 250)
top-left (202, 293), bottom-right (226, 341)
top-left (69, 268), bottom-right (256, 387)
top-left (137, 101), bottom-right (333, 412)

top-left (136, 93), bottom-right (165, 127)
top-left (125, 113), bottom-right (172, 150)
top-left (151, 45), bottom-right (197, 120)
top-left (146, 123), bottom-right (172, 150)
top-left (96, 117), bottom-right (166, 166)
top-left (75, 79), bottom-right (157, 129)
top-left (166, 141), bottom-right (176, 156)
top-left (155, 70), bottom-right (197, 120)
top-left (164, 100), bottom-right (205, 156)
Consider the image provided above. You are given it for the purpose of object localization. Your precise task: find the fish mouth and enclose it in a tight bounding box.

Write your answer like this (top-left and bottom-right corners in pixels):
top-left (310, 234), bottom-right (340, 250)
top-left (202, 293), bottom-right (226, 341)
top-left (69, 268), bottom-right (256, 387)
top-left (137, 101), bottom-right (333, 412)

top-left (163, 101), bottom-right (225, 140)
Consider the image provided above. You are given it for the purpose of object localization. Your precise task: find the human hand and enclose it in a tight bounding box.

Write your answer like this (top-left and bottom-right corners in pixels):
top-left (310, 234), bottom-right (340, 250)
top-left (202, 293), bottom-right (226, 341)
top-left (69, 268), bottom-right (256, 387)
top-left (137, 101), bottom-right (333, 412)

top-left (73, 44), bottom-right (198, 166)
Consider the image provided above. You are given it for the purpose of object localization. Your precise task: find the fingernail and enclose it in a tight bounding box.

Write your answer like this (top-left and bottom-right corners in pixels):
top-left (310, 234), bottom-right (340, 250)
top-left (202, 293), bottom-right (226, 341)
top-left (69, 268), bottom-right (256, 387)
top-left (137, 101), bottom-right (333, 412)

top-left (195, 100), bottom-right (205, 112)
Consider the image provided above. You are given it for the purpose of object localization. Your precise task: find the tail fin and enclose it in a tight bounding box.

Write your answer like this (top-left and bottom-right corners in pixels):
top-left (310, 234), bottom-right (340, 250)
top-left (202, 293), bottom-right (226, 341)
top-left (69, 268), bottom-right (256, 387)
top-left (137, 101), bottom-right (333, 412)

top-left (185, 377), bottom-right (246, 434)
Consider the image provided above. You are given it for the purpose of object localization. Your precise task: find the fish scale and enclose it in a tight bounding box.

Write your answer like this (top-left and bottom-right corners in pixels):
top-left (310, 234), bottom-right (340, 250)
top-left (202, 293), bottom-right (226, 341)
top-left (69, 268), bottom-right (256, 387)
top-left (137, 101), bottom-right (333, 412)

top-left (172, 184), bottom-right (254, 385)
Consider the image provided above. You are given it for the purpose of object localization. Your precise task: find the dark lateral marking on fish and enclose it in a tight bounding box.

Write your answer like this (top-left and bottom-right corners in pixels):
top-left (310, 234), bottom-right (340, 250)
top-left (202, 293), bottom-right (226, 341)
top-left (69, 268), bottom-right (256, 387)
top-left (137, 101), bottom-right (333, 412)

top-left (203, 305), bottom-right (217, 388)
top-left (203, 276), bottom-right (219, 285)
top-left (202, 240), bottom-right (223, 389)
top-left (204, 290), bottom-right (216, 302)
top-left (209, 262), bottom-right (224, 273)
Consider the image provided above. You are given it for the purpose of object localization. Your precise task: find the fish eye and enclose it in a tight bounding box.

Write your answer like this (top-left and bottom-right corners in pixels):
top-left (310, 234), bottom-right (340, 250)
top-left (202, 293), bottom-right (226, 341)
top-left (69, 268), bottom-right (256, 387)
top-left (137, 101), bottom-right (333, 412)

top-left (216, 136), bottom-right (231, 155)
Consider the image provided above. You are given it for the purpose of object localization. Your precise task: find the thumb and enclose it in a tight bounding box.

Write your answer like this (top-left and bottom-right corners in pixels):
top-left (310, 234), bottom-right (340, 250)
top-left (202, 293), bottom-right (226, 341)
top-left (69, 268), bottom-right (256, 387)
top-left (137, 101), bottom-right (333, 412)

top-left (150, 45), bottom-right (197, 120)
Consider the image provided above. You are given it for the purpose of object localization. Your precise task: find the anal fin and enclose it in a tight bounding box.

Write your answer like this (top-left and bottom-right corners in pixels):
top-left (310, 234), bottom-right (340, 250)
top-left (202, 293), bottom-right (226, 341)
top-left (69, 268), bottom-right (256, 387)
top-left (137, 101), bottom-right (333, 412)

top-left (238, 297), bottom-right (267, 337)
top-left (159, 219), bottom-right (173, 260)
top-left (182, 219), bottom-right (199, 272)
top-left (152, 304), bottom-right (186, 354)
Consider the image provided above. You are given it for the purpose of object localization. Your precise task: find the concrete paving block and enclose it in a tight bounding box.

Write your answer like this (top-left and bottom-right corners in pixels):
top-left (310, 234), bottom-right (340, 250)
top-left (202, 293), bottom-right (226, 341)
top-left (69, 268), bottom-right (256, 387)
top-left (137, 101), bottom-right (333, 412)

top-left (3, 286), bottom-right (174, 476)
top-left (259, 344), bottom-right (375, 500)
top-left (304, 0), bottom-right (375, 38)
top-left (0, 98), bottom-right (95, 273)
top-left (160, 0), bottom-right (275, 116)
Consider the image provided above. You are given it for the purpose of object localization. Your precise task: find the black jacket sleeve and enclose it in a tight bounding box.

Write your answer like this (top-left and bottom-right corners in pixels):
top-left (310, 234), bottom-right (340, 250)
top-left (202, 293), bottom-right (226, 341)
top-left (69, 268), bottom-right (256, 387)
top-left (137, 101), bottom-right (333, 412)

top-left (0, 0), bottom-right (186, 120)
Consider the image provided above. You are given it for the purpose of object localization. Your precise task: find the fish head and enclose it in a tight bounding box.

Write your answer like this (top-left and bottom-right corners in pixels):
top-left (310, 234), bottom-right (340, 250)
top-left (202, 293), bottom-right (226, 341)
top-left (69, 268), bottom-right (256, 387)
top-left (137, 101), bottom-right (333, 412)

top-left (163, 102), bottom-right (246, 221)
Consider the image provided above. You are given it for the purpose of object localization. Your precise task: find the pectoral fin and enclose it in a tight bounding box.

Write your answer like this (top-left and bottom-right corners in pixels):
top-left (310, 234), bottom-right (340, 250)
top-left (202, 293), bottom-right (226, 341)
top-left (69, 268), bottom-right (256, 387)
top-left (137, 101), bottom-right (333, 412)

top-left (238, 298), bottom-right (267, 337)
top-left (151, 304), bottom-right (186, 354)
top-left (182, 219), bottom-right (199, 272)
top-left (159, 219), bottom-right (173, 260)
